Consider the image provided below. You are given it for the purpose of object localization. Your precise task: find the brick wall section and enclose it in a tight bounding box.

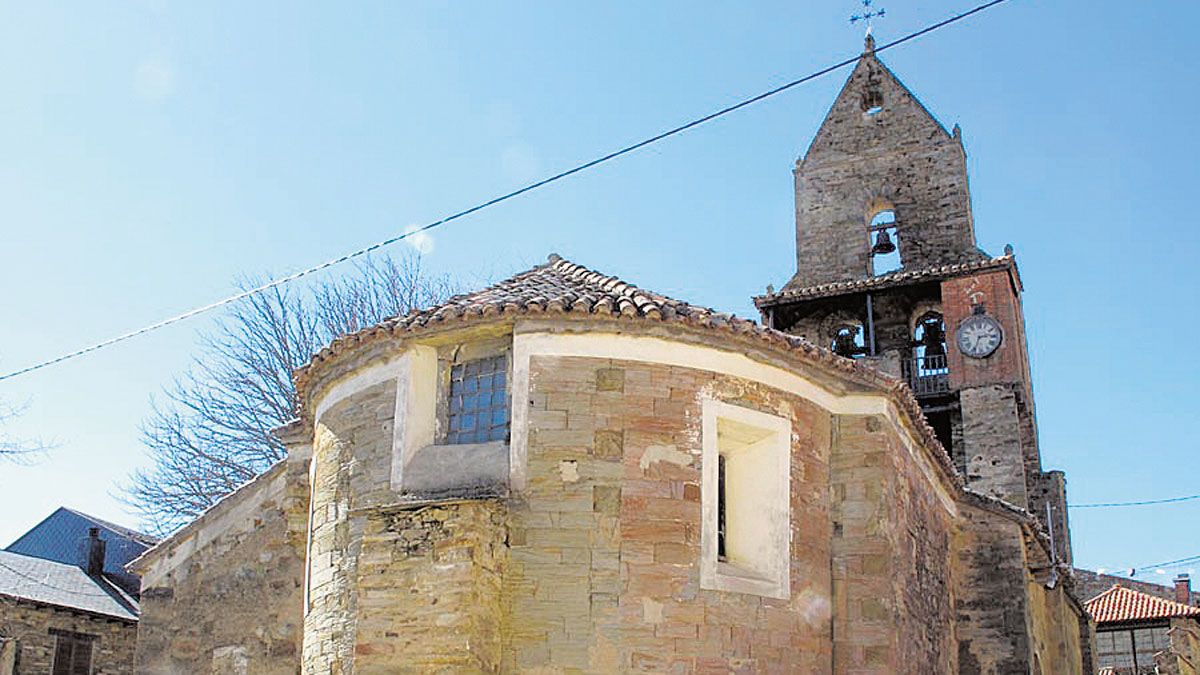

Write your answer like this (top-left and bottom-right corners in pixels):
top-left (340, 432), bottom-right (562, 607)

top-left (352, 501), bottom-right (506, 672)
top-left (789, 51), bottom-right (979, 289)
top-left (303, 378), bottom-right (397, 673)
top-left (830, 414), bottom-right (957, 674)
top-left (0, 596), bottom-right (136, 673)
top-left (941, 271), bottom-right (1028, 393)
top-left (134, 456), bottom-right (308, 674)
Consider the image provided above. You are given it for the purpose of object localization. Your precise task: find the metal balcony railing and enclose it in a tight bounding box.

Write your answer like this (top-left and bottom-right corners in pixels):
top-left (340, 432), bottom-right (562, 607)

top-left (903, 354), bottom-right (950, 397)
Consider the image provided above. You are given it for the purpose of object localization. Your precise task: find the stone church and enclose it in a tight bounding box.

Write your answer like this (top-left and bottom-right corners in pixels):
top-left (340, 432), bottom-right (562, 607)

top-left (128, 38), bottom-right (1094, 673)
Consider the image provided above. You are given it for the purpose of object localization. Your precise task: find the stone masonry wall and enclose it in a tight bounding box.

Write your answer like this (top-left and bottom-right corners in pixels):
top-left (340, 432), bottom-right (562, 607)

top-left (1025, 570), bottom-right (1088, 675)
top-left (830, 414), bottom-right (957, 674)
top-left (352, 501), bottom-right (506, 672)
top-left (0, 595), bottom-right (136, 674)
top-left (294, 331), bottom-right (1084, 672)
top-left (960, 384), bottom-right (1028, 508)
top-left (134, 455), bottom-right (309, 675)
top-left (953, 506), bottom-right (1032, 674)
top-left (511, 354), bottom-right (835, 672)
top-left (790, 51), bottom-right (979, 289)
top-left (303, 377), bottom-right (398, 673)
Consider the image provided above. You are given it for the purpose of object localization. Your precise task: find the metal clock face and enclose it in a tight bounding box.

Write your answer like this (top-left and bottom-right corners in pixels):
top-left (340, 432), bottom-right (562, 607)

top-left (956, 315), bottom-right (1003, 358)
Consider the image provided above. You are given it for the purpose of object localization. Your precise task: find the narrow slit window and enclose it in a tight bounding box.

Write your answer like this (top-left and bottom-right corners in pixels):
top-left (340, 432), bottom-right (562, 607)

top-left (717, 453), bottom-right (727, 561)
top-left (446, 354), bottom-right (509, 444)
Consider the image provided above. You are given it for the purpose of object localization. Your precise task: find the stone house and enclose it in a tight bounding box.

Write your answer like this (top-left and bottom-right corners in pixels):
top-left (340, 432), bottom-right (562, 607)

top-left (1085, 578), bottom-right (1200, 674)
top-left (129, 38), bottom-right (1094, 673)
top-left (0, 526), bottom-right (141, 673)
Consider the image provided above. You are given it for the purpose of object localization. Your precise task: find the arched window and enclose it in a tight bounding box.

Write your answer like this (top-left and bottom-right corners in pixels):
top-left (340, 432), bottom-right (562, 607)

top-left (913, 311), bottom-right (946, 362)
top-left (905, 311), bottom-right (950, 397)
top-left (868, 209), bottom-right (901, 276)
top-left (831, 323), bottom-right (866, 359)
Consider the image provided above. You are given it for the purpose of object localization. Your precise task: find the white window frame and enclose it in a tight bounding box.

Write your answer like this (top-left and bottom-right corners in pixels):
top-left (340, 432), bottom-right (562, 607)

top-left (700, 399), bottom-right (791, 600)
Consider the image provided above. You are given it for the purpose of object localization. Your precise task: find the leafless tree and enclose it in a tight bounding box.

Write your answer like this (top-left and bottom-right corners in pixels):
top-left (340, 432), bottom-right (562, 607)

top-left (0, 397), bottom-right (51, 463)
top-left (122, 254), bottom-right (456, 535)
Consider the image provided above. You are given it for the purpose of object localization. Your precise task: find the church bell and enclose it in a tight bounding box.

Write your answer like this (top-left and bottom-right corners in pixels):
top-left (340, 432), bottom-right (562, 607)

top-left (871, 229), bottom-right (896, 255)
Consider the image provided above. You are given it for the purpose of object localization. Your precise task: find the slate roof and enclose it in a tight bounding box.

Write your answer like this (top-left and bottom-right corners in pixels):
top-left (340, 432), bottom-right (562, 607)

top-left (0, 550), bottom-right (138, 621)
top-left (754, 256), bottom-right (1018, 308)
top-left (6, 506), bottom-right (156, 597)
top-left (59, 508), bottom-right (158, 547)
top-left (1085, 584), bottom-right (1200, 624)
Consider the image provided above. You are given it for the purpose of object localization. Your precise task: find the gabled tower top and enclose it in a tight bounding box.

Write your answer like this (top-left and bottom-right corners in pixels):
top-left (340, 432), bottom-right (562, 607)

top-left (783, 50), bottom-right (984, 290)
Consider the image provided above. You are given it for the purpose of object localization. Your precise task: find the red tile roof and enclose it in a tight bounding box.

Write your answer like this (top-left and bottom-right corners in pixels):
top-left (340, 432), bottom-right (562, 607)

top-left (1085, 584), bottom-right (1200, 624)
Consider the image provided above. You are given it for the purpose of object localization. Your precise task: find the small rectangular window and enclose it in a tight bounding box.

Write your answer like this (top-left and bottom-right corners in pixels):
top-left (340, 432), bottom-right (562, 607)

top-left (700, 399), bottom-right (791, 600)
top-left (50, 630), bottom-right (94, 675)
top-left (446, 355), bottom-right (509, 444)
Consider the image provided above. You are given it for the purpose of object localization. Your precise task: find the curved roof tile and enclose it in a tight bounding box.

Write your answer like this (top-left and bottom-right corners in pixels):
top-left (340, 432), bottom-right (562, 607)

top-left (1086, 584), bottom-right (1200, 624)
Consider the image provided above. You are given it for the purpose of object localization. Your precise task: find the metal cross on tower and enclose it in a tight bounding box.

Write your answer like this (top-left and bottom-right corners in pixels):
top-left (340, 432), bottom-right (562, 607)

top-left (849, 0), bottom-right (886, 35)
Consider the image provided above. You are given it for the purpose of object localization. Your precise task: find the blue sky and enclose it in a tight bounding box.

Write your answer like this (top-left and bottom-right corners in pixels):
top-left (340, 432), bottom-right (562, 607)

top-left (0, 1), bottom-right (1196, 580)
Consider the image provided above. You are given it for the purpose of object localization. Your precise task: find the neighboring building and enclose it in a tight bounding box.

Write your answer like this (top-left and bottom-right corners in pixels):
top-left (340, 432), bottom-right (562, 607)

top-left (129, 37), bottom-right (1093, 673)
top-left (0, 526), bottom-right (141, 673)
top-left (6, 507), bottom-right (156, 598)
top-left (1076, 569), bottom-right (1200, 609)
top-left (1086, 577), bottom-right (1200, 674)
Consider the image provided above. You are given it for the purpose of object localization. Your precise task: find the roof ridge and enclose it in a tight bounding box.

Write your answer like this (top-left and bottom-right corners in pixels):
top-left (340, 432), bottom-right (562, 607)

top-left (758, 255), bottom-right (1015, 307)
top-left (61, 507), bottom-right (156, 544)
top-left (1085, 582), bottom-right (1200, 623)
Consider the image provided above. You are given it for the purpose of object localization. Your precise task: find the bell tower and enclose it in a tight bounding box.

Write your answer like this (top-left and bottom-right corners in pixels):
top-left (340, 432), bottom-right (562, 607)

top-left (756, 37), bottom-right (1072, 563)
top-left (791, 35), bottom-right (985, 290)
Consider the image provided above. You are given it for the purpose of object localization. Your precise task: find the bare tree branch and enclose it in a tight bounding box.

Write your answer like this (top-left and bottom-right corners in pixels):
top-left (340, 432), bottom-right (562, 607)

top-left (121, 253), bottom-right (456, 535)
top-left (0, 397), bottom-right (52, 464)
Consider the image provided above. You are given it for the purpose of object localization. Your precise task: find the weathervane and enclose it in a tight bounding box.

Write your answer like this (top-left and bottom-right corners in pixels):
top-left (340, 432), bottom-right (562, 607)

top-left (849, 0), bottom-right (886, 35)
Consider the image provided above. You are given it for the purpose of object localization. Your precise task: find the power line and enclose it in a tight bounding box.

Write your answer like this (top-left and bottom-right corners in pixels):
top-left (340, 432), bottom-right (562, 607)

top-left (1069, 494), bottom-right (1200, 509)
top-left (1127, 554), bottom-right (1200, 577)
top-left (0, 0), bottom-right (1014, 384)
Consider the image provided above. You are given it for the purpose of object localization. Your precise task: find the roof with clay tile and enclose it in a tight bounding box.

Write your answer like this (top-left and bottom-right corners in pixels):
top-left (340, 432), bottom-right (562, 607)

top-left (1085, 584), bottom-right (1200, 624)
top-left (754, 255), bottom-right (1018, 309)
top-left (300, 254), bottom-right (895, 392)
top-left (294, 254), bottom-right (967, 487)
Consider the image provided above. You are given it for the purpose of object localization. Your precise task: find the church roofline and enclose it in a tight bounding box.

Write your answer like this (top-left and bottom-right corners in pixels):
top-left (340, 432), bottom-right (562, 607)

top-left (292, 253), bottom-right (971, 490)
top-left (754, 255), bottom-right (1020, 309)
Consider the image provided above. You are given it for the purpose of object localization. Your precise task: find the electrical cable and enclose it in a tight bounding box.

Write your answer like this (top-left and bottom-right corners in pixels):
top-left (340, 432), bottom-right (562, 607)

top-left (0, 0), bottom-right (1013, 383)
top-left (1069, 494), bottom-right (1200, 509)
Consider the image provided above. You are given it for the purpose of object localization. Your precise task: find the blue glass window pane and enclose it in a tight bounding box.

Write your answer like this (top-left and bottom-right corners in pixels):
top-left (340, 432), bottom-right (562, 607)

top-left (446, 354), bottom-right (509, 445)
